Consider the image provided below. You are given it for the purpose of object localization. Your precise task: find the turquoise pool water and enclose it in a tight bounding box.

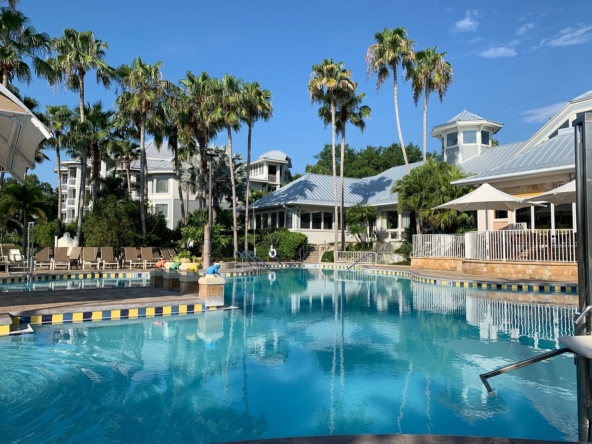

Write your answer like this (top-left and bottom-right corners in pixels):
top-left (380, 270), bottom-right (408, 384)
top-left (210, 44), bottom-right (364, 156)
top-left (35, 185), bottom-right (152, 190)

top-left (0, 277), bottom-right (150, 292)
top-left (0, 269), bottom-right (577, 442)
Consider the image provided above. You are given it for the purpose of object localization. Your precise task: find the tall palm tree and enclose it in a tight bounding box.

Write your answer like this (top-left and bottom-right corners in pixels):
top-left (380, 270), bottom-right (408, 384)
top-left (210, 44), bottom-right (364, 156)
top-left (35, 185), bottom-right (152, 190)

top-left (215, 74), bottom-right (243, 256)
top-left (0, 7), bottom-right (52, 87)
top-left (2, 0), bottom-right (18, 10)
top-left (41, 105), bottom-right (72, 235)
top-left (308, 59), bottom-right (355, 251)
top-left (409, 47), bottom-right (453, 163)
top-left (116, 57), bottom-right (171, 237)
top-left (240, 81), bottom-right (272, 252)
top-left (366, 27), bottom-right (415, 172)
top-left (0, 180), bottom-right (46, 252)
top-left (319, 85), bottom-right (371, 249)
top-left (50, 28), bottom-right (114, 241)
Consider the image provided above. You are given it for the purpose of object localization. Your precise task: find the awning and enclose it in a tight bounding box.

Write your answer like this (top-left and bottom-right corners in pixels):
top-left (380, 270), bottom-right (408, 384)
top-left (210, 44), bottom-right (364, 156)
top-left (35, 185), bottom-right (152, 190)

top-left (0, 85), bottom-right (51, 183)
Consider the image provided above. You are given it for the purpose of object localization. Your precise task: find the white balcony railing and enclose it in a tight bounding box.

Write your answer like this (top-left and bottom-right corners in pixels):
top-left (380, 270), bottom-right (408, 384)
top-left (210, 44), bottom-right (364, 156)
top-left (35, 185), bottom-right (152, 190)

top-left (412, 234), bottom-right (465, 259)
top-left (334, 251), bottom-right (376, 264)
top-left (67, 177), bottom-right (76, 186)
top-left (66, 198), bottom-right (75, 207)
top-left (413, 230), bottom-right (577, 263)
top-left (267, 173), bottom-right (279, 183)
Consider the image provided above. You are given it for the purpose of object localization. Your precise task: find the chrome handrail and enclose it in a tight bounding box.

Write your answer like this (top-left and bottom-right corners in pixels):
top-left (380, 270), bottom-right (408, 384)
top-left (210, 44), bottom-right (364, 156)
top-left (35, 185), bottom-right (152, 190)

top-left (245, 251), bottom-right (270, 269)
top-left (347, 252), bottom-right (376, 270)
top-left (235, 251), bottom-right (253, 268)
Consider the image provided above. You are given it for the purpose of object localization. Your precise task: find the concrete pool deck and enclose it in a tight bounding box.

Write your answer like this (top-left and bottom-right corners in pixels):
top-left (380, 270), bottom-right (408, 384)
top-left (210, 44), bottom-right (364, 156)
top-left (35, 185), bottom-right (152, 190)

top-left (218, 435), bottom-right (581, 443)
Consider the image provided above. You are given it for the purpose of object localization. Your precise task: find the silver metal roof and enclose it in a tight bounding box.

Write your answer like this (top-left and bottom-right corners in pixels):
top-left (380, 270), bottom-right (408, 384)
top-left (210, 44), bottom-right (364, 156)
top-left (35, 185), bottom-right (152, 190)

top-left (145, 140), bottom-right (173, 160)
top-left (570, 89), bottom-right (592, 103)
top-left (459, 141), bottom-right (525, 176)
top-left (257, 150), bottom-right (290, 162)
top-left (251, 162), bottom-right (421, 209)
top-left (447, 110), bottom-right (485, 122)
top-left (453, 133), bottom-right (575, 185)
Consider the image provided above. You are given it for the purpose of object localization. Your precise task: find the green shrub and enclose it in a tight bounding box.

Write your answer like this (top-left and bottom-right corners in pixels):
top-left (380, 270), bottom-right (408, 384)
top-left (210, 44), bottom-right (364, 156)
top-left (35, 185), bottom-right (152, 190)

top-left (34, 220), bottom-right (77, 247)
top-left (256, 230), bottom-right (307, 261)
top-left (321, 251), bottom-right (334, 262)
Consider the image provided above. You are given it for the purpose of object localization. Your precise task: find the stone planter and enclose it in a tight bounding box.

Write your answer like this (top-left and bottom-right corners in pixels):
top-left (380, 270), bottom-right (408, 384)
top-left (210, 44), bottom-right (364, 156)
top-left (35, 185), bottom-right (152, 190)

top-left (218, 261), bottom-right (236, 271)
top-left (163, 270), bottom-right (180, 291)
top-left (150, 268), bottom-right (164, 288)
top-left (179, 273), bottom-right (200, 295)
top-left (198, 275), bottom-right (225, 307)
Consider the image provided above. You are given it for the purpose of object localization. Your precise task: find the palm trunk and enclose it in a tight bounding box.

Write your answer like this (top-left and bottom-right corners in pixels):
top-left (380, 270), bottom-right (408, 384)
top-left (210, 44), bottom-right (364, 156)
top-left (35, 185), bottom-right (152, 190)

top-left (423, 85), bottom-right (428, 164)
top-left (139, 116), bottom-right (147, 237)
top-left (415, 210), bottom-right (421, 235)
top-left (56, 140), bottom-right (62, 237)
top-left (91, 142), bottom-right (99, 209)
top-left (76, 75), bottom-right (86, 243)
top-left (340, 127), bottom-right (346, 251)
top-left (185, 150), bottom-right (191, 218)
top-left (227, 126), bottom-right (238, 257)
top-left (171, 131), bottom-right (186, 225)
top-left (0, 170), bottom-right (5, 195)
top-left (22, 209), bottom-right (27, 254)
top-left (244, 122), bottom-right (253, 252)
top-left (331, 98), bottom-right (338, 253)
top-left (393, 67), bottom-right (410, 173)
top-left (125, 158), bottom-right (131, 196)
top-left (2, 70), bottom-right (8, 88)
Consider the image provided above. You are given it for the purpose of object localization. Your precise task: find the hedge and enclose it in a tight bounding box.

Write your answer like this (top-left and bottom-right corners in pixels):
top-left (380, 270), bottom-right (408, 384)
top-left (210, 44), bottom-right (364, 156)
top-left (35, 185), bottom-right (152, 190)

top-left (256, 229), bottom-right (308, 261)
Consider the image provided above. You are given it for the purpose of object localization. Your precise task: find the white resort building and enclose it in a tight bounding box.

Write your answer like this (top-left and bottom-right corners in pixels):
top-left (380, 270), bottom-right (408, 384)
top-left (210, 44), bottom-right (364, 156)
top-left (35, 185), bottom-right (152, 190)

top-left (56, 142), bottom-right (293, 230)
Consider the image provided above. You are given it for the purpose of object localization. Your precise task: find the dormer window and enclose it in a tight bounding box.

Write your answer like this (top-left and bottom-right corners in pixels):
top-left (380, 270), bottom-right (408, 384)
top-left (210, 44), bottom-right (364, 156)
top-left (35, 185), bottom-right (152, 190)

top-left (446, 132), bottom-right (458, 147)
top-left (481, 130), bottom-right (490, 145)
top-left (463, 130), bottom-right (477, 144)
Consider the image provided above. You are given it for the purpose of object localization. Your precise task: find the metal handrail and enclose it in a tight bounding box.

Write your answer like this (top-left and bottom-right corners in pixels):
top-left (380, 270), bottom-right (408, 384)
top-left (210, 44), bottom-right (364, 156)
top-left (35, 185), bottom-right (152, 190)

top-left (235, 251), bottom-right (253, 268)
top-left (347, 252), bottom-right (376, 270)
top-left (245, 251), bottom-right (270, 269)
top-left (298, 240), bottom-right (309, 261)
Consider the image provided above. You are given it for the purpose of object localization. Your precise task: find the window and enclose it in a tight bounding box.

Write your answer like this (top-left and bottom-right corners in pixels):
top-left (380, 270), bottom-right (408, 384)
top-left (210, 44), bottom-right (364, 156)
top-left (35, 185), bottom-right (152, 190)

top-left (69, 168), bottom-right (77, 177)
top-left (154, 178), bottom-right (168, 193)
top-left (261, 213), bottom-right (268, 228)
top-left (155, 204), bottom-right (168, 219)
top-left (386, 211), bottom-right (399, 229)
top-left (256, 214), bottom-right (261, 228)
top-left (278, 211), bottom-right (285, 228)
top-left (286, 211), bottom-right (293, 229)
top-left (323, 212), bottom-right (333, 230)
top-left (495, 210), bottom-right (508, 219)
top-left (463, 130), bottom-right (477, 144)
top-left (300, 212), bottom-right (311, 229)
top-left (312, 211), bottom-right (322, 229)
top-left (481, 130), bottom-right (490, 145)
top-left (446, 132), bottom-right (458, 147)
top-left (270, 212), bottom-right (277, 228)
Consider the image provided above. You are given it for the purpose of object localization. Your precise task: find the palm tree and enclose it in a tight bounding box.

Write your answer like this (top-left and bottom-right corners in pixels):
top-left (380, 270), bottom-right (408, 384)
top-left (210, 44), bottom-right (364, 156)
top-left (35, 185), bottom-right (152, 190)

top-left (214, 74), bottom-right (243, 256)
top-left (240, 81), bottom-right (272, 252)
top-left (109, 116), bottom-right (139, 197)
top-left (2, 0), bottom-right (18, 10)
top-left (0, 180), bottom-right (46, 252)
top-left (116, 57), bottom-right (171, 237)
top-left (0, 7), bottom-right (52, 87)
top-left (41, 105), bottom-right (72, 235)
top-left (366, 27), bottom-right (415, 172)
top-left (50, 28), bottom-right (114, 241)
top-left (319, 85), bottom-right (371, 250)
top-left (409, 46), bottom-right (453, 163)
top-left (308, 59), bottom-right (355, 251)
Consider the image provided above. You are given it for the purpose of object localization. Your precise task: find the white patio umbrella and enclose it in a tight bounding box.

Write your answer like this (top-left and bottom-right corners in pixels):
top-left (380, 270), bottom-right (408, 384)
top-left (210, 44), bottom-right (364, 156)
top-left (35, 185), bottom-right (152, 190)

top-left (526, 180), bottom-right (575, 206)
top-left (434, 183), bottom-right (543, 228)
top-left (0, 84), bottom-right (51, 184)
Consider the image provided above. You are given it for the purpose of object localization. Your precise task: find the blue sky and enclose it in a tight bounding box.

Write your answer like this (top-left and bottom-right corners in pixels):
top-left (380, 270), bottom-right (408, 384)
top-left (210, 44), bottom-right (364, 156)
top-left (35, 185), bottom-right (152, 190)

top-left (15, 0), bottom-right (592, 185)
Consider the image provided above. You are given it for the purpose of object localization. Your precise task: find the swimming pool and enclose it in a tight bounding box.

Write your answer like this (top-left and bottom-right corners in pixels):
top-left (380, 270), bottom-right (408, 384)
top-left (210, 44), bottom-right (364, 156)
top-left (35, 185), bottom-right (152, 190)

top-left (0, 269), bottom-right (577, 442)
top-left (0, 276), bottom-right (150, 292)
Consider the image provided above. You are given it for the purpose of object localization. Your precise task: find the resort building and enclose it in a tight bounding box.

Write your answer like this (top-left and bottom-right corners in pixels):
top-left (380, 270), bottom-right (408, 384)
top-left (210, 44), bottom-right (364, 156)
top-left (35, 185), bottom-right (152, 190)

top-left (57, 142), bottom-right (292, 229)
top-left (250, 89), bottom-right (592, 250)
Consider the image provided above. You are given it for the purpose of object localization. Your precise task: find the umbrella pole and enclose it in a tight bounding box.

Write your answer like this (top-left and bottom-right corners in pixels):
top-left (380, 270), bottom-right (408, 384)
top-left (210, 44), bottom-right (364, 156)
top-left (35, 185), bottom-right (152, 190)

top-left (485, 206), bottom-right (490, 260)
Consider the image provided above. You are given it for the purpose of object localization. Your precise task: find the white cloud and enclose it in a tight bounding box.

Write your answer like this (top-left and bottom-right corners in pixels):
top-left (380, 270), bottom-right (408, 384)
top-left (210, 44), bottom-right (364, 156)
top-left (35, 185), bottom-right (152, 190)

top-left (540, 24), bottom-right (592, 47)
top-left (479, 47), bottom-right (518, 58)
top-left (453, 10), bottom-right (479, 33)
top-left (521, 102), bottom-right (566, 123)
top-left (516, 22), bottom-right (535, 35)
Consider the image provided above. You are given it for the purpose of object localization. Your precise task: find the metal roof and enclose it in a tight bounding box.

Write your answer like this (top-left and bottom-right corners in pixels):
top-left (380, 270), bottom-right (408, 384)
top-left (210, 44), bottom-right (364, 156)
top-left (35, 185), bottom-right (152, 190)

top-left (458, 141), bottom-right (525, 176)
top-left (570, 90), bottom-right (592, 103)
top-left (130, 158), bottom-right (176, 173)
top-left (257, 150), bottom-right (290, 162)
top-left (144, 140), bottom-right (173, 160)
top-left (453, 133), bottom-right (575, 185)
top-left (251, 162), bottom-right (422, 209)
top-left (447, 110), bottom-right (485, 122)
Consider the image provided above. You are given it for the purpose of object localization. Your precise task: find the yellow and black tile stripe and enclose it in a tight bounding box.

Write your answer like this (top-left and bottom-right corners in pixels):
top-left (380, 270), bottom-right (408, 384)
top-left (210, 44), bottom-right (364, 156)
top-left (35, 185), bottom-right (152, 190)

top-left (0, 271), bottom-right (152, 285)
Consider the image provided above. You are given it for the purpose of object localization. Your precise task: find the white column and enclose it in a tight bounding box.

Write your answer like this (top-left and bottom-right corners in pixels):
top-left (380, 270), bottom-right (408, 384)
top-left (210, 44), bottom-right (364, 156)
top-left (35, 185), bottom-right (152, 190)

top-left (550, 203), bottom-right (556, 235)
top-left (530, 206), bottom-right (536, 232)
top-left (572, 202), bottom-right (577, 233)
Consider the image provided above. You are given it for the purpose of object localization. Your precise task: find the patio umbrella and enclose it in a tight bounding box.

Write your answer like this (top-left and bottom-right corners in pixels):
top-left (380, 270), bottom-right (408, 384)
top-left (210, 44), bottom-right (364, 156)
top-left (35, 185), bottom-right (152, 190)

top-left (0, 84), bottom-right (51, 184)
top-left (434, 183), bottom-right (543, 228)
top-left (526, 180), bottom-right (575, 206)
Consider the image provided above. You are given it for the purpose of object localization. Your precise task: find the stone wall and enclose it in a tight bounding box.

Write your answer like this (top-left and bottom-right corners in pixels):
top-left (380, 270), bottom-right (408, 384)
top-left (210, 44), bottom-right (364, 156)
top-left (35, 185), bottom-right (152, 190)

top-left (411, 257), bottom-right (577, 282)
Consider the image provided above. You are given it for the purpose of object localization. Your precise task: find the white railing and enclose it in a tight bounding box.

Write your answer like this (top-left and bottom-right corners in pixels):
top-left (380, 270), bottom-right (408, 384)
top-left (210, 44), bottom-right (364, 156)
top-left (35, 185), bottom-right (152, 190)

top-left (466, 229), bottom-right (576, 263)
top-left (66, 198), bottom-right (75, 207)
top-left (67, 177), bottom-right (76, 186)
top-left (506, 222), bottom-right (527, 230)
top-left (267, 173), bottom-right (279, 183)
top-left (412, 234), bottom-right (465, 258)
top-left (334, 251), bottom-right (376, 264)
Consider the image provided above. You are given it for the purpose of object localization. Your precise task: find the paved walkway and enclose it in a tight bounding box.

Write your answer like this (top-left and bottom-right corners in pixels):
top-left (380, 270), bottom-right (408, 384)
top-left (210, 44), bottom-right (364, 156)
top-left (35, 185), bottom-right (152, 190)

top-left (218, 434), bottom-right (579, 443)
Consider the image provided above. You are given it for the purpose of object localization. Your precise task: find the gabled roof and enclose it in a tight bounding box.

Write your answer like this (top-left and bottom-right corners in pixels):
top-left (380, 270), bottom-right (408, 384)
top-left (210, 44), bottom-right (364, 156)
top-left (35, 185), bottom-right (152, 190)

top-left (145, 140), bottom-right (173, 160)
top-left (251, 162), bottom-right (421, 209)
top-left (257, 150), bottom-right (289, 161)
top-left (570, 89), bottom-right (592, 103)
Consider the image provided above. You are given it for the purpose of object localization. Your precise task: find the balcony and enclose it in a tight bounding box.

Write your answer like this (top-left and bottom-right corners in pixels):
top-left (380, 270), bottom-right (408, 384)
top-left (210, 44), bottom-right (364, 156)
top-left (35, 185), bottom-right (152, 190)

top-left (267, 173), bottom-right (279, 183)
top-left (66, 198), bottom-right (76, 207)
top-left (67, 178), bottom-right (76, 186)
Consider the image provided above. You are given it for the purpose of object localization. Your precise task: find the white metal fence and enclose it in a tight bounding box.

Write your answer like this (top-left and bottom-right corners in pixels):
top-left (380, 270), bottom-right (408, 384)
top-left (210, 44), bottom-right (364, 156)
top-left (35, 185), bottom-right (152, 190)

top-left (413, 230), bottom-right (577, 263)
top-left (412, 234), bottom-right (465, 258)
top-left (334, 251), bottom-right (376, 264)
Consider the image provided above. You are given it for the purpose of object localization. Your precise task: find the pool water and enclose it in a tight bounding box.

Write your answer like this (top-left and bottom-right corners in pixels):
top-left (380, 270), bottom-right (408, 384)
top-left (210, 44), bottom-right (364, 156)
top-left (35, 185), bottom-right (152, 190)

top-left (0, 277), bottom-right (150, 292)
top-left (0, 269), bottom-right (577, 443)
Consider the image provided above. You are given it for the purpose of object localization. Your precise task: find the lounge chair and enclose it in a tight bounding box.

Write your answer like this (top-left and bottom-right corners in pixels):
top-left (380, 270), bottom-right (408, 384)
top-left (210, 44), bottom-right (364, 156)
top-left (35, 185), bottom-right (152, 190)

top-left (160, 247), bottom-right (172, 261)
top-left (52, 247), bottom-right (70, 270)
top-left (6, 248), bottom-right (28, 273)
top-left (100, 247), bottom-right (119, 270)
top-left (0, 243), bottom-right (18, 272)
top-left (68, 246), bottom-right (82, 270)
top-left (122, 247), bottom-right (142, 269)
top-left (34, 247), bottom-right (53, 270)
top-left (141, 247), bottom-right (159, 269)
top-left (82, 247), bottom-right (100, 270)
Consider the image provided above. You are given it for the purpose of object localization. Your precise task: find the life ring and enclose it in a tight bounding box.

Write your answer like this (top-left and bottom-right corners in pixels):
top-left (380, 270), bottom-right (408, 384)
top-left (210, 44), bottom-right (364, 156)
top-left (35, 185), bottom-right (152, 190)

top-left (268, 248), bottom-right (277, 258)
top-left (268, 271), bottom-right (276, 283)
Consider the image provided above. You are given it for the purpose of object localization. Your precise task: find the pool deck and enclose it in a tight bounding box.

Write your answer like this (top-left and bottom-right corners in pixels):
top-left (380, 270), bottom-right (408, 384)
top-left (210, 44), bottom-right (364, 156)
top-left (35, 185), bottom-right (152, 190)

top-left (218, 434), bottom-right (580, 443)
